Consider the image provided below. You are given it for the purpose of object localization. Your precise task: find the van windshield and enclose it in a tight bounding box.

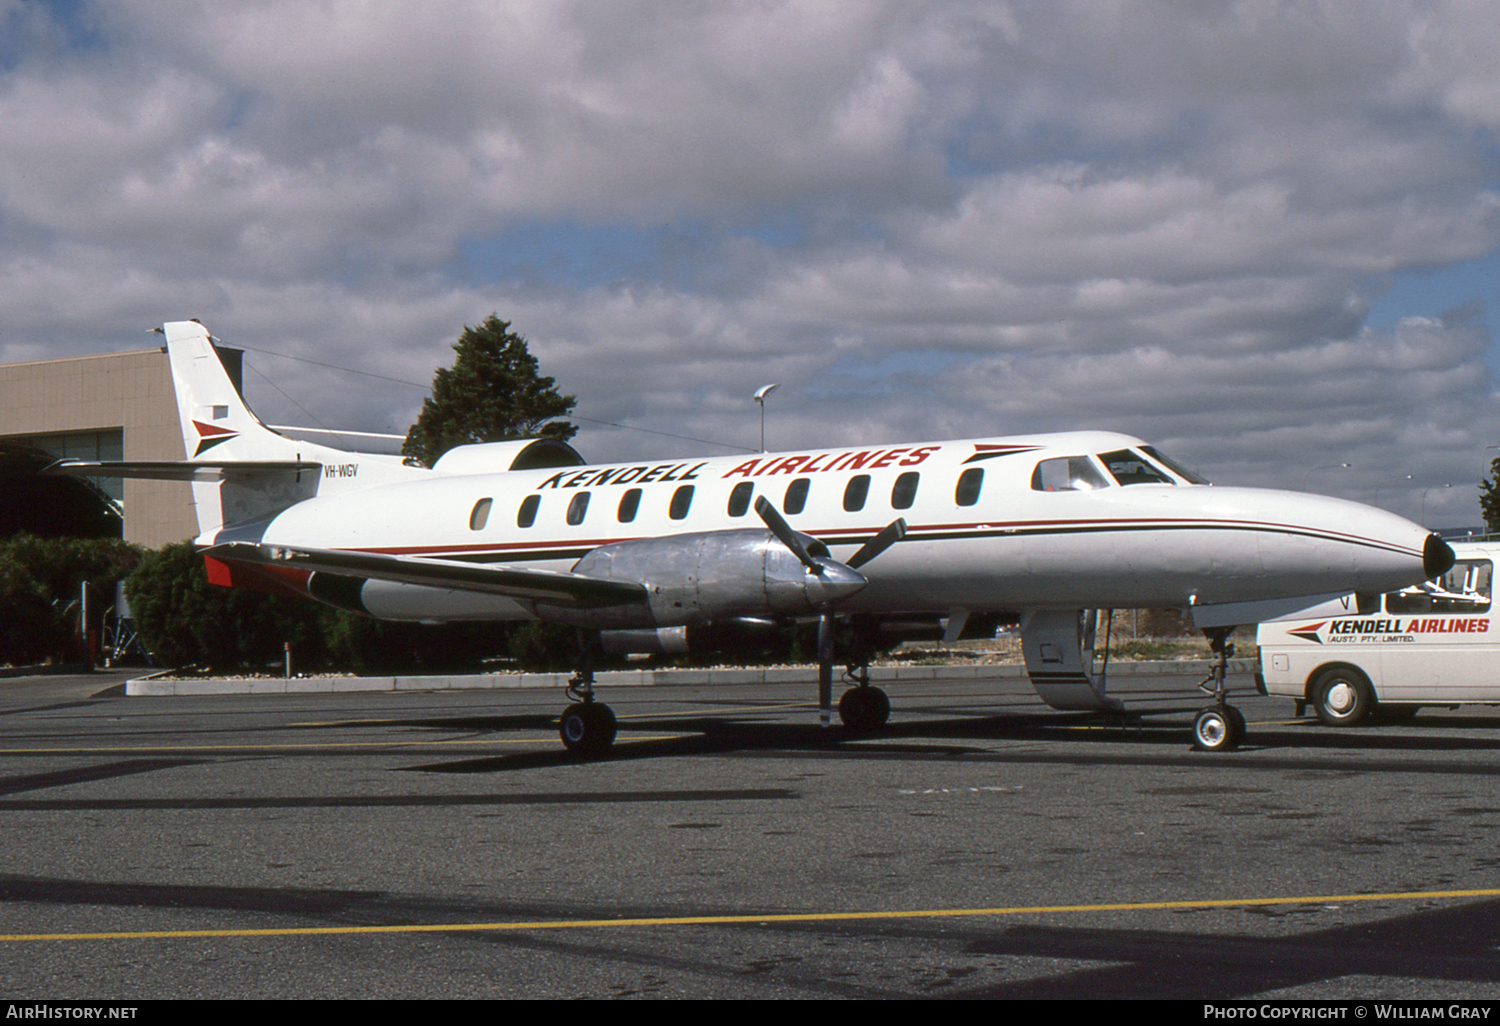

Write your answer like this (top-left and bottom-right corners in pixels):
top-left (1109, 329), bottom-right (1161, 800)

top-left (1386, 560), bottom-right (1493, 614)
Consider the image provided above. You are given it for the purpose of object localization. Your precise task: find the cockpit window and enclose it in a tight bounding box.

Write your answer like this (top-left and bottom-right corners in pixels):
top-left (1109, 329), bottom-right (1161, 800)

top-left (1099, 449), bottom-right (1175, 486)
top-left (1140, 446), bottom-right (1209, 484)
top-left (1031, 456), bottom-right (1110, 492)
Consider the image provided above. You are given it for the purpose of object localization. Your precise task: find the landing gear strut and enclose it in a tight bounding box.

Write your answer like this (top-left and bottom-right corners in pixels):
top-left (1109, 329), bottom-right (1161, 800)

top-left (1193, 627), bottom-right (1244, 751)
top-left (558, 634), bottom-right (617, 754)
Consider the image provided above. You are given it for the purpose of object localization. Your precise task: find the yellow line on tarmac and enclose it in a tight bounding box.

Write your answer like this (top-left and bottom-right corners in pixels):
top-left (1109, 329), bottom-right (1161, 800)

top-left (5, 887), bottom-right (1498, 944)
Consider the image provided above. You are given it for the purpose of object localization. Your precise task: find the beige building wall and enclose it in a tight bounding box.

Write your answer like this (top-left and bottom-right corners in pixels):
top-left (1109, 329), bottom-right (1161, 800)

top-left (0, 347), bottom-right (198, 548)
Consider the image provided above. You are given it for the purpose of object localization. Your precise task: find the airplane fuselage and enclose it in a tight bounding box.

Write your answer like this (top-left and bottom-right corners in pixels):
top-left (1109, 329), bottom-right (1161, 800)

top-left (218, 430), bottom-right (1443, 626)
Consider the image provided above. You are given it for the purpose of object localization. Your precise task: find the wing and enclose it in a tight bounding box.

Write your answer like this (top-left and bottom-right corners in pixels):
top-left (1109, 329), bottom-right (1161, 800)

top-left (204, 542), bottom-right (646, 609)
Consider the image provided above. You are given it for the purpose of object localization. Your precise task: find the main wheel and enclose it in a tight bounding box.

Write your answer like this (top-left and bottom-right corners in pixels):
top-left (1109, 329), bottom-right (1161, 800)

top-left (1193, 706), bottom-right (1242, 751)
top-left (838, 686), bottom-right (891, 731)
top-left (559, 702), bottom-right (617, 753)
top-left (1310, 668), bottom-right (1373, 727)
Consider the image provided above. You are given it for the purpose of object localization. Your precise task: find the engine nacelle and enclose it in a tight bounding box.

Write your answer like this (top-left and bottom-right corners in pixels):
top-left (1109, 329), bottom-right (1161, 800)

top-left (599, 619), bottom-right (780, 656)
top-left (537, 529), bottom-right (865, 629)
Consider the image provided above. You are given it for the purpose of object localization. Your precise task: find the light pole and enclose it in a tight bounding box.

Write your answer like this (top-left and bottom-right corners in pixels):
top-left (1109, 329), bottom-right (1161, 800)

top-left (753, 383), bottom-right (779, 452)
top-left (1374, 474), bottom-right (1412, 510)
top-left (1301, 462), bottom-right (1350, 492)
top-left (1421, 483), bottom-right (1452, 527)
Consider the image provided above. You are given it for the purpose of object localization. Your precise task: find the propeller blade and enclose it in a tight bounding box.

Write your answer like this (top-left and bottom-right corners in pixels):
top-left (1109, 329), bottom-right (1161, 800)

top-left (754, 496), bottom-right (820, 573)
top-left (846, 517), bottom-right (907, 570)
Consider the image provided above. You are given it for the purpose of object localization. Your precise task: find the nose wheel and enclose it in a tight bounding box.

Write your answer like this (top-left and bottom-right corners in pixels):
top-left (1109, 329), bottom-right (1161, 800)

top-left (1192, 704), bottom-right (1245, 751)
top-left (1193, 626), bottom-right (1244, 751)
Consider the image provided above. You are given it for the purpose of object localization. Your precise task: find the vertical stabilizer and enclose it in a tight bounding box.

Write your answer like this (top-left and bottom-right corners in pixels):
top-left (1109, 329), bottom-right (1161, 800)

top-left (164, 320), bottom-right (298, 463)
top-left (159, 320), bottom-right (425, 542)
top-left (163, 321), bottom-right (314, 540)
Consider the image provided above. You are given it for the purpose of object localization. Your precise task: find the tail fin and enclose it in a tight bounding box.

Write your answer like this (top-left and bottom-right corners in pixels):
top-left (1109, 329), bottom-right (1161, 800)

top-left (43, 321), bottom-right (423, 543)
top-left (162, 321), bottom-right (321, 540)
top-left (164, 320), bottom-right (300, 463)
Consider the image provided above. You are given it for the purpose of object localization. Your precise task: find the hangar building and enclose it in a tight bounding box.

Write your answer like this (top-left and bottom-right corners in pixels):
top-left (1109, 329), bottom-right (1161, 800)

top-left (0, 344), bottom-right (243, 549)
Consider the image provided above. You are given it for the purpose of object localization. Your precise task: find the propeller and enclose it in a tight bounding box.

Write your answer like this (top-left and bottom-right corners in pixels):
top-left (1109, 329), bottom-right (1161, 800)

top-left (755, 496), bottom-right (908, 726)
top-left (847, 516), bottom-right (907, 569)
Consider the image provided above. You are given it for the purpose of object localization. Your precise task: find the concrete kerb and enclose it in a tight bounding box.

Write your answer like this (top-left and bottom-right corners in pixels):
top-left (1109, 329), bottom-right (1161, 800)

top-left (125, 659), bottom-right (1257, 697)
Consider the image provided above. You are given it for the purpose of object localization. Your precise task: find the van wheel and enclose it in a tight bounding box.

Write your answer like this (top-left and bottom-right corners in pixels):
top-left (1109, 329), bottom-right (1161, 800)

top-left (1311, 668), bottom-right (1373, 727)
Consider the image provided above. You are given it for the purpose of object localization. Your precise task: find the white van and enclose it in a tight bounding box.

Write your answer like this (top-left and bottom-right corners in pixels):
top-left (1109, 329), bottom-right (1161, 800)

top-left (1257, 541), bottom-right (1496, 725)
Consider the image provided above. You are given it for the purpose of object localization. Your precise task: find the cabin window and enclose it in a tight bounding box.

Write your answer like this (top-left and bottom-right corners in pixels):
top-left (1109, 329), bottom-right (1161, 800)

top-left (566, 492), bottom-right (590, 526)
top-left (1099, 449), bottom-right (1174, 486)
top-left (728, 481), bottom-right (754, 517)
top-left (784, 477), bottom-right (810, 515)
top-left (669, 484), bottom-right (695, 520)
top-left (517, 494), bottom-right (540, 528)
top-left (843, 475), bottom-right (870, 512)
top-left (468, 497), bottom-right (492, 531)
top-left (955, 468), bottom-right (984, 507)
top-left (891, 472), bottom-right (920, 510)
top-left (617, 488), bottom-right (642, 523)
top-left (1031, 456), bottom-right (1110, 492)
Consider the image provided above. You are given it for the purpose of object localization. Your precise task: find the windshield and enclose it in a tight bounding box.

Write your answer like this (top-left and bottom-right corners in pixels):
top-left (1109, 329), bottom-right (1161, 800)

top-left (1098, 448), bottom-right (1175, 486)
top-left (1096, 447), bottom-right (1209, 486)
top-left (1140, 446), bottom-right (1209, 484)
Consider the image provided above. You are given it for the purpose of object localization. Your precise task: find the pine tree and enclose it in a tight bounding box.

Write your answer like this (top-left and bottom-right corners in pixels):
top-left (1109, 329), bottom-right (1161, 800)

top-left (402, 315), bottom-right (577, 467)
top-left (1480, 454), bottom-right (1500, 534)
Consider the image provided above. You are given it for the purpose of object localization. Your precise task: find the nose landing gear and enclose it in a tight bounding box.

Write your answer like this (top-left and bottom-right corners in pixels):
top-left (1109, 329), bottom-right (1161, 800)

top-left (1193, 627), bottom-right (1244, 751)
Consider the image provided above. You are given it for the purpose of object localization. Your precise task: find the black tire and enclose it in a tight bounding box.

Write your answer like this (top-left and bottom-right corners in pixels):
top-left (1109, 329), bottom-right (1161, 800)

top-left (1227, 705), bottom-right (1247, 741)
top-left (559, 702), bottom-right (617, 753)
top-left (1310, 668), bottom-right (1374, 727)
top-left (1193, 706), bottom-right (1242, 751)
top-left (838, 686), bottom-right (891, 731)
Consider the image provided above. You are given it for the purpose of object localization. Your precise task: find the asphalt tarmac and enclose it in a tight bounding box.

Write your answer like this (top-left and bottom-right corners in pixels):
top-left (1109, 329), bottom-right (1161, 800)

top-left (4, 668), bottom-right (1500, 1000)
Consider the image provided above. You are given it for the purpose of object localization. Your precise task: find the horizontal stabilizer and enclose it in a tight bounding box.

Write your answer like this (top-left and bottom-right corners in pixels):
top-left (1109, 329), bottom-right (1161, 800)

top-left (204, 542), bottom-right (647, 608)
top-left (44, 458), bottom-right (322, 482)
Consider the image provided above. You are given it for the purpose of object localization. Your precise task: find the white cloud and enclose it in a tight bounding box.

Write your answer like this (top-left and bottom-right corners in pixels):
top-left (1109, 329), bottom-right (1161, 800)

top-left (1, 0), bottom-right (1498, 527)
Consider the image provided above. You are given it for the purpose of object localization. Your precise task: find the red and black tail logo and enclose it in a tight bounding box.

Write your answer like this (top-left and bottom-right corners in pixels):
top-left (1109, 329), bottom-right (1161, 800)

top-left (192, 420), bottom-right (238, 456)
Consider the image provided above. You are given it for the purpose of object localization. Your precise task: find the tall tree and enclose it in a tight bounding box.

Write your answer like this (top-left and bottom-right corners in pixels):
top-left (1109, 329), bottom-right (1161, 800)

top-left (402, 315), bottom-right (577, 467)
top-left (1480, 454), bottom-right (1500, 534)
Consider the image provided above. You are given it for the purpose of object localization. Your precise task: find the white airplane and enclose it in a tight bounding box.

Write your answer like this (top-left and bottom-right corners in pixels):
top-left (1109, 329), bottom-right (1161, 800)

top-left (49, 320), bottom-right (1454, 753)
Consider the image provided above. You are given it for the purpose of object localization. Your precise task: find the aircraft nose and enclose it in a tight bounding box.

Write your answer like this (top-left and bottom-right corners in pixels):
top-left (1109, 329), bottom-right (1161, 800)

top-left (1424, 533), bottom-right (1456, 579)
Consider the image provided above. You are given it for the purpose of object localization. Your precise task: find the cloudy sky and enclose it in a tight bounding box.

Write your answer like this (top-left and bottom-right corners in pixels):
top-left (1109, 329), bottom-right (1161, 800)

top-left (3, 0), bottom-right (1499, 528)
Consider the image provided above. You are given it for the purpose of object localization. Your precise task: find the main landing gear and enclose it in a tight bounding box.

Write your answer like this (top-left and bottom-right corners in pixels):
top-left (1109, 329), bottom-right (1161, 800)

top-left (1193, 626), bottom-right (1245, 752)
top-left (559, 668), bottom-right (617, 754)
top-left (837, 659), bottom-right (890, 733)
